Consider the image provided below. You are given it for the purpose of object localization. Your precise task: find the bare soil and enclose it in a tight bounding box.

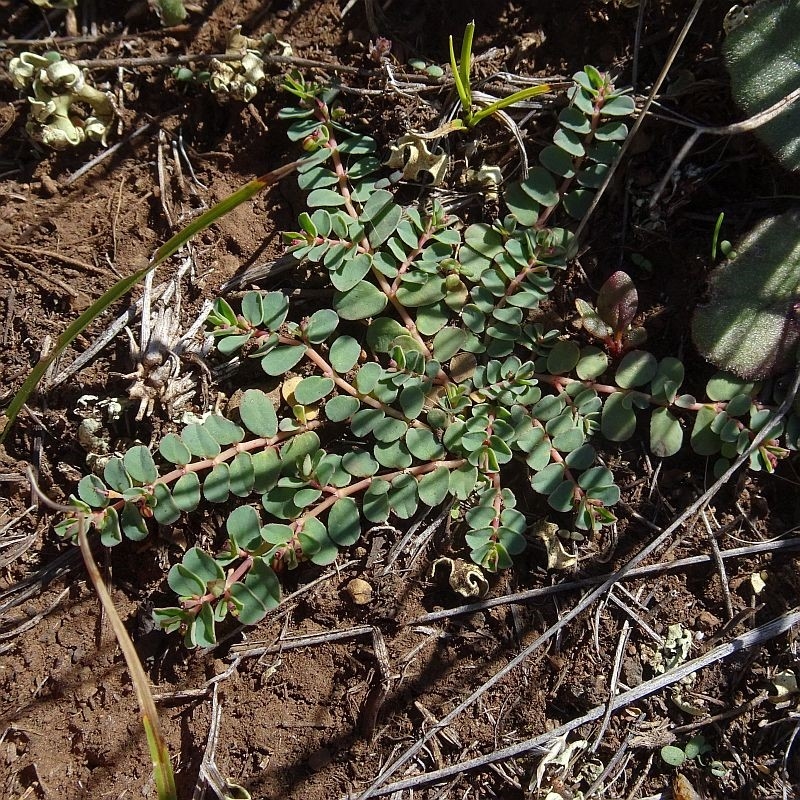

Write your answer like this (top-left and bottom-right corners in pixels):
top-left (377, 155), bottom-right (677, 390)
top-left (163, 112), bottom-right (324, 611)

top-left (1, 1), bottom-right (800, 799)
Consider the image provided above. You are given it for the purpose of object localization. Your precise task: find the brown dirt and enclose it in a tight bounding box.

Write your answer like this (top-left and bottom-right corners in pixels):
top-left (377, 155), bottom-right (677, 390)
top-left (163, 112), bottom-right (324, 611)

top-left (1, 1), bottom-right (800, 799)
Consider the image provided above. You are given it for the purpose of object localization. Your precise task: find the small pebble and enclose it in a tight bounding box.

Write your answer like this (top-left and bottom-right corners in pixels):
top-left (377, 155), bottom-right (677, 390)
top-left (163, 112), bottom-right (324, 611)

top-left (345, 578), bottom-right (373, 605)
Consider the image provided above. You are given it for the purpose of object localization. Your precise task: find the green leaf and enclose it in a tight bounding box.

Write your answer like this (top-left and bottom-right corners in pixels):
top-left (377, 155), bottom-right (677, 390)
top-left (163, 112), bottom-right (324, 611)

top-left (539, 145), bottom-right (576, 178)
top-left (203, 414), bottom-right (245, 445)
top-left (650, 408), bottom-right (683, 458)
top-left (172, 472), bottom-right (201, 512)
top-left (252, 448), bottom-right (281, 493)
top-left (325, 394), bottom-right (360, 422)
top-left (395, 279), bottom-right (448, 308)
top-left (399, 384), bottom-right (425, 420)
top-left (98, 506), bottom-right (122, 547)
top-left (602, 94), bottom-right (636, 116)
top-left (229, 452), bottom-right (256, 497)
top-left (342, 450), bottom-right (379, 477)
top-left (660, 745), bottom-right (686, 767)
top-left (334, 281), bottom-right (388, 320)
top-left (531, 462), bottom-right (565, 494)
top-left (388, 473), bottom-right (418, 519)
top-left (294, 376), bottom-right (335, 405)
top-left (374, 439), bottom-right (412, 469)
top-left (449, 463), bottom-right (478, 500)
top-left (367, 317), bottom-right (407, 353)
top-left (329, 335), bottom-right (362, 372)
top-left (363, 479), bottom-right (391, 523)
top-left (576, 346), bottom-right (609, 380)
top-left (103, 458), bottom-right (131, 492)
top-left (504, 183), bottom-right (539, 226)
top-left (181, 424), bottom-right (222, 458)
top-left (563, 189), bottom-right (593, 219)
top-left (124, 445), bottom-right (158, 484)
top-left (405, 428), bottom-right (446, 460)
top-left (239, 389), bottom-right (279, 437)
top-left (167, 561), bottom-right (206, 598)
top-left (243, 556), bottom-right (281, 611)
top-left (328, 497), bottom-right (361, 546)
top-left (690, 405), bottom-right (722, 456)
top-left (432, 327), bottom-right (468, 361)
top-left (280, 431), bottom-right (321, 465)
top-left (241, 291), bottom-right (266, 325)
top-left (261, 344), bottom-right (307, 376)
top-left (187, 604), bottom-right (217, 648)
top-left (705, 372), bottom-right (755, 402)
top-left (601, 392), bottom-right (637, 441)
top-left (417, 466), bottom-right (451, 506)
top-left (615, 350), bottom-right (658, 389)
top-left (227, 505), bottom-right (263, 551)
top-left (203, 463), bottom-right (230, 503)
top-left (159, 433), bottom-right (191, 466)
top-left (306, 308), bottom-right (339, 344)
top-left (547, 340), bottom-right (581, 375)
top-left (78, 474), bottom-right (108, 508)
top-left (519, 166), bottom-right (559, 207)
top-left (153, 483), bottom-right (181, 525)
top-left (307, 188), bottom-right (346, 207)
top-left (553, 128), bottom-right (585, 157)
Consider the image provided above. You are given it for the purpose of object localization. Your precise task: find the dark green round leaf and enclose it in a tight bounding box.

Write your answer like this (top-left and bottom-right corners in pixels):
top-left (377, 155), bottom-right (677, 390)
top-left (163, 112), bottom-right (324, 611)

top-left (229, 452), bottom-right (256, 497)
top-left (389, 473), bottom-right (418, 519)
top-left (367, 317), bottom-right (407, 353)
top-left (153, 483), bottom-right (181, 525)
top-left (417, 466), bottom-right (451, 506)
top-left (547, 340), bottom-right (581, 375)
top-left (576, 346), bottom-right (609, 380)
top-left (405, 427), bottom-right (446, 460)
top-left (539, 144), bottom-right (576, 178)
top-left (342, 450), bottom-right (379, 477)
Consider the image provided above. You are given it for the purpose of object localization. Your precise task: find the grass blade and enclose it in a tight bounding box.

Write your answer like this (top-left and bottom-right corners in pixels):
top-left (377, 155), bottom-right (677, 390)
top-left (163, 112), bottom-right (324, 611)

top-left (0, 159), bottom-right (300, 442)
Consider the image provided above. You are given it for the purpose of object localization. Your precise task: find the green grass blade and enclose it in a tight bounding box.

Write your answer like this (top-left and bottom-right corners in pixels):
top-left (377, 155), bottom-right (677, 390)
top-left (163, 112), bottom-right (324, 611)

top-left (468, 84), bottom-right (551, 127)
top-left (449, 34), bottom-right (470, 114)
top-left (0, 159), bottom-right (300, 442)
top-left (459, 21), bottom-right (475, 109)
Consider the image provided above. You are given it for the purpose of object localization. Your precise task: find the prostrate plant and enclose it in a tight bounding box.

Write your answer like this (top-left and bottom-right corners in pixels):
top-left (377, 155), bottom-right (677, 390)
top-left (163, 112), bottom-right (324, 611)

top-left (58, 56), bottom-right (800, 648)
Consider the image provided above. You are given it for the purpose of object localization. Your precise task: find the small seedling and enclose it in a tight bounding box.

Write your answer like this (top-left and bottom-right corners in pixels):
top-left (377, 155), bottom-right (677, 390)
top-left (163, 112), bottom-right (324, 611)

top-left (661, 734), bottom-right (727, 777)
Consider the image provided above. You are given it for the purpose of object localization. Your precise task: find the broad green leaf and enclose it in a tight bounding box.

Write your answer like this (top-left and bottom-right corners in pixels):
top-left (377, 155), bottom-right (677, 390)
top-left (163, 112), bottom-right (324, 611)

top-left (547, 340), bottom-right (581, 375)
top-left (417, 466), bottom-right (451, 506)
top-left (306, 308), bottom-right (339, 344)
top-left (342, 450), bottom-right (379, 477)
top-left (173, 472), bottom-right (201, 512)
top-left (239, 389), bottom-right (279, 438)
top-left (203, 463), bottom-right (230, 503)
top-left (294, 376), bottom-right (335, 405)
top-left (405, 428), bottom-right (446, 460)
top-left (325, 395), bottom-right (360, 422)
top-left (363, 479), bottom-right (391, 522)
top-left (329, 335), bottom-right (362, 373)
top-left (328, 497), bottom-right (361, 546)
top-left (153, 483), bottom-right (181, 525)
top-left (576, 346), bottom-right (609, 380)
top-left (124, 445), bottom-right (158, 484)
top-left (601, 392), bottom-right (637, 441)
top-left (307, 188), bottom-right (346, 207)
top-left (261, 344), bottom-right (307, 376)
top-left (229, 452), bottom-right (255, 497)
top-left (615, 350), bottom-right (658, 389)
top-left (98, 506), bottom-right (122, 547)
top-left (432, 327), bottom-right (468, 361)
top-left (334, 281), bottom-right (388, 320)
top-left (78, 474), bottom-right (108, 508)
top-left (181, 424), bottom-right (222, 458)
top-left (159, 433), bottom-right (191, 466)
top-left (388, 473), bottom-right (418, 519)
top-left (366, 317), bottom-right (407, 353)
top-left (167, 561), bottom-right (206, 598)
top-left (650, 408), bottom-right (683, 458)
top-left (252, 448), bottom-right (281, 493)
top-left (203, 415), bottom-right (245, 445)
